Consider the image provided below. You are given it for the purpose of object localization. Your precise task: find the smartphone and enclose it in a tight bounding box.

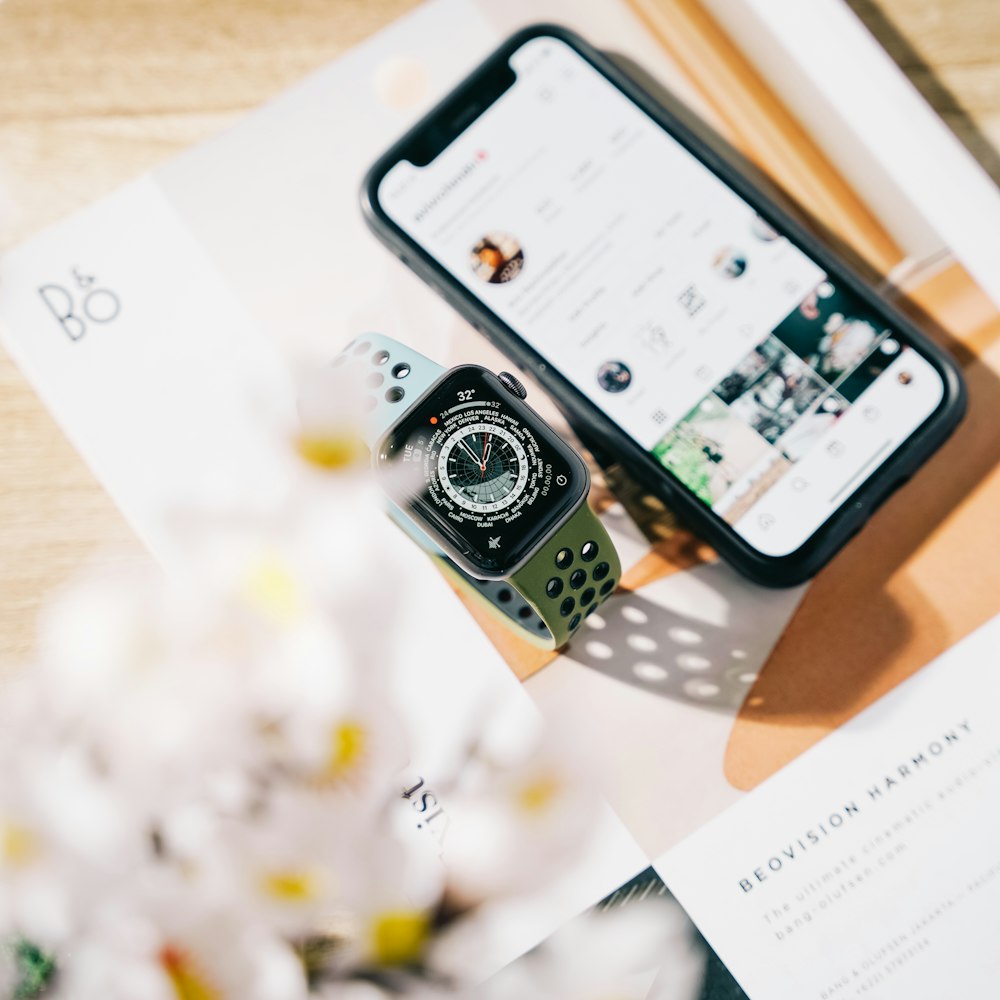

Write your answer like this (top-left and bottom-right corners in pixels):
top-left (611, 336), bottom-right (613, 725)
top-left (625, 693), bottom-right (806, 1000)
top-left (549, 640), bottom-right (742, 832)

top-left (362, 24), bottom-right (965, 586)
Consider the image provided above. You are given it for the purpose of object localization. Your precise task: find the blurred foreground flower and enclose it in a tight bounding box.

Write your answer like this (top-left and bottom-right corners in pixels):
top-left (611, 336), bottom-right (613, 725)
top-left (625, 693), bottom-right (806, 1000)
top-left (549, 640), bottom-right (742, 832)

top-left (481, 894), bottom-right (704, 1000)
top-left (0, 362), bottom-right (697, 999)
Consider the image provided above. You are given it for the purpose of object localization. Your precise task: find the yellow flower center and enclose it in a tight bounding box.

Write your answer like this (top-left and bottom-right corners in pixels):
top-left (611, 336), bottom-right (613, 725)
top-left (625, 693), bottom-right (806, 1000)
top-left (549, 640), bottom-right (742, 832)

top-left (0, 822), bottom-right (39, 867)
top-left (517, 776), bottom-right (561, 814)
top-left (370, 910), bottom-right (429, 966)
top-left (261, 868), bottom-right (321, 903)
top-left (296, 432), bottom-right (367, 471)
top-left (323, 720), bottom-right (367, 784)
top-left (160, 946), bottom-right (222, 1000)
top-left (243, 556), bottom-right (302, 625)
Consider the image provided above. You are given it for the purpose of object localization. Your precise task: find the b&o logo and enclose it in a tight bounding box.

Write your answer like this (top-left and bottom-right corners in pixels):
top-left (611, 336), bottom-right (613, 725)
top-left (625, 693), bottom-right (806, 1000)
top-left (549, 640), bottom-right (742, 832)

top-left (38, 268), bottom-right (120, 342)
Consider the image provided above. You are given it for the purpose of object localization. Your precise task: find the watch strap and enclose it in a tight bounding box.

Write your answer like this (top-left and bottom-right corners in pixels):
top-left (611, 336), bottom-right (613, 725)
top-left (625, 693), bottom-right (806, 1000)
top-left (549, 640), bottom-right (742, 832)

top-left (336, 334), bottom-right (620, 651)
top-left (509, 500), bottom-right (621, 648)
top-left (335, 333), bottom-right (446, 449)
top-left (335, 335), bottom-right (449, 559)
top-left (432, 500), bottom-right (620, 650)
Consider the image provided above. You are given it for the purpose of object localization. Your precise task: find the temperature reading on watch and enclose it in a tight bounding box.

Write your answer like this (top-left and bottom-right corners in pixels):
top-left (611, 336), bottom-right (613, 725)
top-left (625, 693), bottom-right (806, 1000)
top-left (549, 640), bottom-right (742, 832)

top-left (377, 366), bottom-right (586, 577)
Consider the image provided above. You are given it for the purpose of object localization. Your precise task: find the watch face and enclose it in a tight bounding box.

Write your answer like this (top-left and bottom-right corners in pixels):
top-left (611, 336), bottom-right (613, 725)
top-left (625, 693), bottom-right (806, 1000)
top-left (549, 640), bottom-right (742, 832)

top-left (376, 366), bottom-right (588, 577)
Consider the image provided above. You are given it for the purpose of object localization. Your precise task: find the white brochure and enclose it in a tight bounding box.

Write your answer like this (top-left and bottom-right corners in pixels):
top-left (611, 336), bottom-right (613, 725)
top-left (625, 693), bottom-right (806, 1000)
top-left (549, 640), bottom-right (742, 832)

top-left (657, 613), bottom-right (1000, 999)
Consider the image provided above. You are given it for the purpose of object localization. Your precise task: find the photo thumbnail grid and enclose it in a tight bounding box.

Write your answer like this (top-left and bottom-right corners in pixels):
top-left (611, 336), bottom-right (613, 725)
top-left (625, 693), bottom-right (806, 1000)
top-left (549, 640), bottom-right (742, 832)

top-left (653, 279), bottom-right (903, 523)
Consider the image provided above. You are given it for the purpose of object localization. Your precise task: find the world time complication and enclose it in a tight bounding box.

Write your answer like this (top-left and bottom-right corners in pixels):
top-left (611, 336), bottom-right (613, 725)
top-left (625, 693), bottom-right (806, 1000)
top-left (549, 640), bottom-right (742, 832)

top-left (404, 402), bottom-right (553, 529)
top-left (439, 422), bottom-right (528, 512)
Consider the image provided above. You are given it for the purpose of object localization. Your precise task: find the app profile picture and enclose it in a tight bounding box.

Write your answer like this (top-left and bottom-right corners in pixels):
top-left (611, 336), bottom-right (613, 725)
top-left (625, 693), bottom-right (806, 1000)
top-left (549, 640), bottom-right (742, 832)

top-left (712, 246), bottom-right (748, 279)
top-left (471, 233), bottom-right (524, 284)
top-left (597, 360), bottom-right (632, 393)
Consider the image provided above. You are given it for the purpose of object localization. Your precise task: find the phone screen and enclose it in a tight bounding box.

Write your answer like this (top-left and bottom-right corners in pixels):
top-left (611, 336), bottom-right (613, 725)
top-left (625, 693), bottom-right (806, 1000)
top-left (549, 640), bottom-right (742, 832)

top-left (376, 36), bottom-right (945, 557)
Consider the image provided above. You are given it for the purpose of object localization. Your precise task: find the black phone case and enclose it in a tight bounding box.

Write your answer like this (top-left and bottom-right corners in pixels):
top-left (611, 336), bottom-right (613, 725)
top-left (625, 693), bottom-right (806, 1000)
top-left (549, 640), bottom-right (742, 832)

top-left (360, 23), bottom-right (967, 587)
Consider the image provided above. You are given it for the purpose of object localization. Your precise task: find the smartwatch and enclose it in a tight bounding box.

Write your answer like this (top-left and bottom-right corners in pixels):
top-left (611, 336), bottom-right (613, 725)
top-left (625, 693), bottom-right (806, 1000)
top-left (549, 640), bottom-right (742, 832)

top-left (336, 334), bottom-right (621, 650)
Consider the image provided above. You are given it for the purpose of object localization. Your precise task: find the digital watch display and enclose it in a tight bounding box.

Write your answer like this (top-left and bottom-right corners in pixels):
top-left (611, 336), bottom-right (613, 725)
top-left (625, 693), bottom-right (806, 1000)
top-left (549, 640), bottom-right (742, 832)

top-left (378, 366), bottom-right (583, 577)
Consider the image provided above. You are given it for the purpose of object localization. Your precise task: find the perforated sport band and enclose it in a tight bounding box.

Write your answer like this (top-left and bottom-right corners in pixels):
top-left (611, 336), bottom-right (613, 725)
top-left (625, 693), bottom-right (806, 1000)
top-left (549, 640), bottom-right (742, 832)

top-left (334, 332), bottom-right (446, 447)
top-left (509, 502), bottom-right (620, 647)
top-left (433, 502), bottom-right (620, 649)
top-left (337, 335), bottom-right (620, 650)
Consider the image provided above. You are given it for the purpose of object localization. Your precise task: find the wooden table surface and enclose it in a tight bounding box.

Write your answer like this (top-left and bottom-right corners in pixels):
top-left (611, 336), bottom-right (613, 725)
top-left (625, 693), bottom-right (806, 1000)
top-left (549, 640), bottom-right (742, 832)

top-left (1, 0), bottom-right (998, 660)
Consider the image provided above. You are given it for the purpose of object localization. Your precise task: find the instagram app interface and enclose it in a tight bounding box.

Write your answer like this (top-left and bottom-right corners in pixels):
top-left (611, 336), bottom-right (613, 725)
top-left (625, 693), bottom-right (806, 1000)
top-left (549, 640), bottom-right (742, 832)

top-left (379, 37), bottom-right (945, 556)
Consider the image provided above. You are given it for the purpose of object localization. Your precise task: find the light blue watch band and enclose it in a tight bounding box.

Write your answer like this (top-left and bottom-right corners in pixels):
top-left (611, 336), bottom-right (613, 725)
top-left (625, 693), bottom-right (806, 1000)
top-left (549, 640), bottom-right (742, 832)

top-left (334, 332), bottom-right (446, 449)
top-left (335, 333), bottom-right (448, 561)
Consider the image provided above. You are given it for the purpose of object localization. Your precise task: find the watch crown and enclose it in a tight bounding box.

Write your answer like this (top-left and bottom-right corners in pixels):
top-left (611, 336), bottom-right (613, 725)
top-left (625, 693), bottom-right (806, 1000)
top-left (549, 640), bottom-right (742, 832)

top-left (497, 371), bottom-right (527, 400)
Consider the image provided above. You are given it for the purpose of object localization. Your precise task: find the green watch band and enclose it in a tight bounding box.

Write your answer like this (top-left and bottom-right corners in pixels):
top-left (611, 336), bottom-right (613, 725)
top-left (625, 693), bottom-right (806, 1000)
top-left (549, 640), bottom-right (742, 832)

top-left (510, 501), bottom-right (620, 647)
top-left (431, 499), bottom-right (620, 649)
top-left (337, 334), bottom-right (620, 651)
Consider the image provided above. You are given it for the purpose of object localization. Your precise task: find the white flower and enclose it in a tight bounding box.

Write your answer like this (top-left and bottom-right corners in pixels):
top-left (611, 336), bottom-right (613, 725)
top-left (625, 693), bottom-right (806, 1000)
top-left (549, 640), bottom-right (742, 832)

top-left (166, 471), bottom-right (405, 687)
top-left (313, 980), bottom-right (462, 1000)
top-left (0, 697), bottom-right (136, 946)
top-left (0, 940), bottom-right (18, 996)
top-left (439, 720), bottom-right (603, 906)
top-left (296, 820), bottom-right (447, 983)
top-left (481, 898), bottom-right (703, 1000)
top-left (31, 565), bottom-right (258, 826)
top-left (52, 886), bottom-right (309, 1000)
top-left (200, 788), bottom-right (368, 938)
top-left (275, 691), bottom-right (410, 817)
top-left (0, 359), bottom-right (713, 1000)
top-left (34, 565), bottom-right (166, 711)
top-left (315, 984), bottom-right (393, 1000)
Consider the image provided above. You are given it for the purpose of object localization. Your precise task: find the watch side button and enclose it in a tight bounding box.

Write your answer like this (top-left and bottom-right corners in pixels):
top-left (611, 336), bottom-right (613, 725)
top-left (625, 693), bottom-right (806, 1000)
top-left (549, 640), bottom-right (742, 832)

top-left (497, 371), bottom-right (527, 400)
